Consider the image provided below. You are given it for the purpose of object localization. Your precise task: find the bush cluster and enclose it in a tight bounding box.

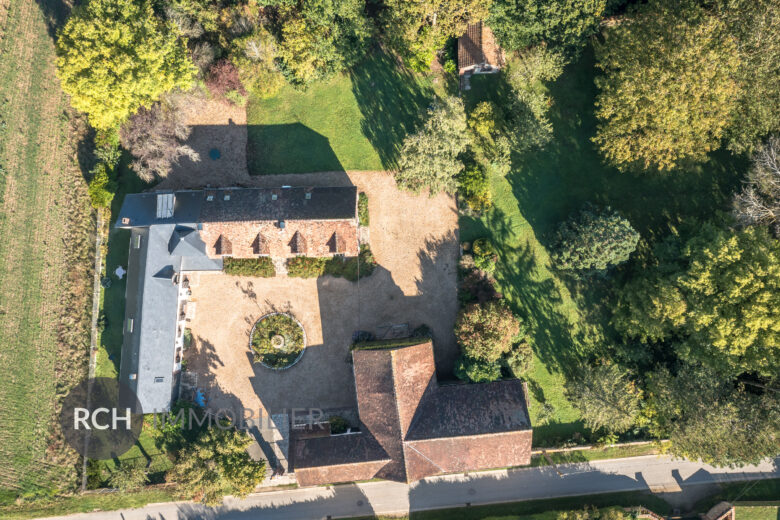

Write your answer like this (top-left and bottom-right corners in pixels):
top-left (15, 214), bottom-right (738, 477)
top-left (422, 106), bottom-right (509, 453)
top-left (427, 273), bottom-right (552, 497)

top-left (471, 238), bottom-right (498, 274)
top-left (458, 165), bottom-right (492, 214)
top-left (358, 192), bottom-right (370, 226)
top-left (223, 257), bottom-right (275, 277)
top-left (287, 246), bottom-right (377, 281)
top-left (251, 313), bottom-right (305, 369)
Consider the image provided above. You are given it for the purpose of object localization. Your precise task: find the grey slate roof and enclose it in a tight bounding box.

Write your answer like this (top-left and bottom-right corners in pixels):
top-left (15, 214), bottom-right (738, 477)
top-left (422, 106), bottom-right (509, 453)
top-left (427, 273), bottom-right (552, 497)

top-left (119, 224), bottom-right (221, 413)
top-left (116, 186), bottom-right (357, 228)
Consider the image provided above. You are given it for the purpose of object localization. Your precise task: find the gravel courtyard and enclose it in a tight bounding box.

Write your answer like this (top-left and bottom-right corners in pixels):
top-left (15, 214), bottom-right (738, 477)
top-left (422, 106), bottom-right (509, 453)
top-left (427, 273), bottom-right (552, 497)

top-left (185, 171), bottom-right (459, 419)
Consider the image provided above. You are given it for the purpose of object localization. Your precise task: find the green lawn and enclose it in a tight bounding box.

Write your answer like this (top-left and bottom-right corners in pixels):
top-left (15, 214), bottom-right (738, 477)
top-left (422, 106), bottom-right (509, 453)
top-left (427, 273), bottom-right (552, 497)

top-left (0, 0), bottom-right (92, 498)
top-left (0, 488), bottom-right (177, 520)
top-left (359, 491), bottom-right (670, 520)
top-left (247, 50), bottom-right (444, 174)
top-left (460, 48), bottom-right (746, 446)
top-left (735, 506), bottom-right (780, 520)
top-left (96, 159), bottom-right (151, 379)
top-left (530, 443), bottom-right (660, 467)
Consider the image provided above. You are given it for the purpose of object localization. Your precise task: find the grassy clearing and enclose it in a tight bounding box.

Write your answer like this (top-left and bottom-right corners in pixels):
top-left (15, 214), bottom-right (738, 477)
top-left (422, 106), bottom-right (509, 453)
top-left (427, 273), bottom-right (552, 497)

top-left (530, 443), bottom-right (660, 467)
top-left (0, 487), bottom-right (178, 520)
top-left (96, 160), bottom-right (150, 379)
top-left (0, 0), bottom-right (92, 499)
top-left (734, 506), bottom-right (780, 520)
top-left (247, 50), bottom-right (442, 174)
top-left (358, 491), bottom-right (670, 520)
top-left (460, 48), bottom-right (745, 446)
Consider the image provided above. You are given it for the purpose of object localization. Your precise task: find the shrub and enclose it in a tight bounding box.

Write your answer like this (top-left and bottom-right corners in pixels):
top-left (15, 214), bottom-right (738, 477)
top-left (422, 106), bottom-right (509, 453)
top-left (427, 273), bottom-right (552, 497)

top-left (206, 59), bottom-right (246, 99)
top-left (502, 340), bottom-right (534, 378)
top-left (287, 246), bottom-right (377, 281)
top-left (251, 314), bottom-right (305, 369)
top-left (551, 204), bottom-right (639, 272)
top-left (286, 256), bottom-right (327, 278)
top-left (329, 416), bottom-right (349, 434)
top-left (182, 328), bottom-right (193, 349)
top-left (87, 163), bottom-right (116, 209)
top-left (358, 192), bottom-right (370, 226)
top-left (223, 257), bottom-right (275, 277)
top-left (120, 96), bottom-right (198, 182)
top-left (472, 238), bottom-right (497, 274)
top-left (458, 268), bottom-right (502, 304)
top-left (454, 355), bottom-right (502, 383)
top-left (224, 89), bottom-right (247, 107)
top-left (458, 165), bottom-right (492, 213)
top-left (455, 300), bottom-right (521, 363)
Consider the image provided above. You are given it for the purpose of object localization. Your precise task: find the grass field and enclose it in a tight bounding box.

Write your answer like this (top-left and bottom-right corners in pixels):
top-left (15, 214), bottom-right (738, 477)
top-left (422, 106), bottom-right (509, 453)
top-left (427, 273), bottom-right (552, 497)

top-left (460, 48), bottom-right (745, 445)
top-left (0, 0), bottom-right (92, 499)
top-left (0, 487), bottom-right (177, 520)
top-left (735, 506), bottom-right (780, 520)
top-left (529, 443), bottom-right (660, 467)
top-left (247, 50), bottom-right (443, 174)
top-left (358, 491), bottom-right (671, 520)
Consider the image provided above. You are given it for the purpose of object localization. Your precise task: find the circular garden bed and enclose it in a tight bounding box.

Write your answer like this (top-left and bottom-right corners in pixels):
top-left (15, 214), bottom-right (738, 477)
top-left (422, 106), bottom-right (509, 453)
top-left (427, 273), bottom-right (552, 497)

top-left (250, 313), bottom-right (306, 369)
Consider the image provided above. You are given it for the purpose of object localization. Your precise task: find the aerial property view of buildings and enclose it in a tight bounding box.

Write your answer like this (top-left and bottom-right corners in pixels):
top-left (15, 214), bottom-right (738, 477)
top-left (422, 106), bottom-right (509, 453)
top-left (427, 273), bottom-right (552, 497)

top-left (1, 0), bottom-right (779, 517)
top-left (115, 186), bottom-right (532, 486)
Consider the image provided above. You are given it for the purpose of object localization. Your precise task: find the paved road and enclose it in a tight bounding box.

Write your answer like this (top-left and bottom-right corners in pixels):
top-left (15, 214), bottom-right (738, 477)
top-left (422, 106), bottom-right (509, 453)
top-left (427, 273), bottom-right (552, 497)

top-left (43, 455), bottom-right (779, 520)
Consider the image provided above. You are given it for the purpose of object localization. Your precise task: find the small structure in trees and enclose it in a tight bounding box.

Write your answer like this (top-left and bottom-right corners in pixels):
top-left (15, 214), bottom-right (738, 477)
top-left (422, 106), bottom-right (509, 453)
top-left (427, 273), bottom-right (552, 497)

top-left (458, 21), bottom-right (505, 89)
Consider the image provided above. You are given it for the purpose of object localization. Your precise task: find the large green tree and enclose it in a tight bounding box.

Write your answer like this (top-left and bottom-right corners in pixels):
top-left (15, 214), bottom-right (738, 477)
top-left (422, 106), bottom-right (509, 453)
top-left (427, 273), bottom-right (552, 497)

top-left (615, 224), bottom-right (780, 377)
top-left (592, 0), bottom-right (740, 171)
top-left (381, 0), bottom-right (490, 71)
top-left (565, 363), bottom-right (642, 434)
top-left (551, 205), bottom-right (639, 272)
top-left (168, 426), bottom-right (266, 506)
top-left (56, 0), bottom-right (194, 130)
top-left (276, 0), bottom-right (370, 84)
top-left (396, 96), bottom-right (469, 195)
top-left (646, 365), bottom-right (779, 467)
top-left (717, 0), bottom-right (780, 153)
top-left (488, 0), bottom-right (606, 55)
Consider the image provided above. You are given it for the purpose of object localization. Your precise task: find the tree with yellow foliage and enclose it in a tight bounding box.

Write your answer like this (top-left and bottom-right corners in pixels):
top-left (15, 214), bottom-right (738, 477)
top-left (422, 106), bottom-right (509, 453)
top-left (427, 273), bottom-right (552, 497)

top-left (56, 0), bottom-right (194, 130)
top-left (615, 223), bottom-right (780, 377)
top-left (593, 0), bottom-right (740, 171)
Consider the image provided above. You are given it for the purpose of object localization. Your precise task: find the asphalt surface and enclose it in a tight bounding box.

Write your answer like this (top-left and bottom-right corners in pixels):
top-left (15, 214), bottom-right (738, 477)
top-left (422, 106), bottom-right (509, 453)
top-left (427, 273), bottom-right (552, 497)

top-left (42, 455), bottom-right (780, 520)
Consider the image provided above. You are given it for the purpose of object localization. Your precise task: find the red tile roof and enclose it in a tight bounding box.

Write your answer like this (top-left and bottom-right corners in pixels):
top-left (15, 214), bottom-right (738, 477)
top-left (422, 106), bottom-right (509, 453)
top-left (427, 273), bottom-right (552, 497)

top-left (292, 341), bottom-right (532, 486)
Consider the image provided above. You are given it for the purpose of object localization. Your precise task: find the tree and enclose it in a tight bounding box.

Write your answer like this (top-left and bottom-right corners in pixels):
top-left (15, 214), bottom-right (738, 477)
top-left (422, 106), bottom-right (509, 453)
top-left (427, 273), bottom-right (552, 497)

top-left (646, 365), bottom-right (780, 467)
top-left (551, 205), bottom-right (639, 272)
top-left (87, 163), bottom-right (117, 209)
top-left (56, 0), bottom-right (195, 130)
top-left (717, 0), bottom-right (780, 153)
top-left (455, 301), bottom-right (520, 362)
top-left (108, 462), bottom-right (149, 492)
top-left (503, 44), bottom-right (565, 155)
top-left (733, 136), bottom-right (780, 235)
top-left (381, 0), bottom-right (490, 71)
top-left (231, 26), bottom-right (285, 99)
top-left (488, 0), bottom-right (606, 55)
top-left (168, 426), bottom-right (266, 506)
top-left (276, 0), bottom-right (370, 84)
top-left (615, 224), bottom-right (780, 377)
top-left (119, 94), bottom-right (199, 182)
top-left (395, 96), bottom-right (469, 195)
top-left (454, 355), bottom-right (502, 383)
top-left (565, 363), bottom-right (641, 434)
top-left (592, 0), bottom-right (740, 171)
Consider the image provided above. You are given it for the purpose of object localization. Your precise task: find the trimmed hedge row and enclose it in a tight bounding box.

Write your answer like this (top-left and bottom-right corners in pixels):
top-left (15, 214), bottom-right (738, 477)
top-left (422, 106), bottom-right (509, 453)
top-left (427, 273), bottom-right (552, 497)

top-left (223, 257), bottom-right (276, 277)
top-left (287, 245), bottom-right (377, 281)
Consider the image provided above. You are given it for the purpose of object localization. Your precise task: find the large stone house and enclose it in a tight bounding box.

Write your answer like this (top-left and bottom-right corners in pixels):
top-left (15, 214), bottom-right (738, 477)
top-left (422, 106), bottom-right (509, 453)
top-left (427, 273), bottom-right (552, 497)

top-left (292, 340), bottom-right (533, 485)
top-left (115, 186), bottom-right (359, 413)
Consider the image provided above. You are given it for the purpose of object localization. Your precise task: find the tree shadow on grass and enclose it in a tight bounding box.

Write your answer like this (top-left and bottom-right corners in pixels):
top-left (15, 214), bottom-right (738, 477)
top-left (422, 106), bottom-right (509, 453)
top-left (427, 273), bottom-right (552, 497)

top-left (247, 123), bottom-right (346, 176)
top-left (506, 46), bottom-right (746, 247)
top-left (349, 48), bottom-right (435, 169)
